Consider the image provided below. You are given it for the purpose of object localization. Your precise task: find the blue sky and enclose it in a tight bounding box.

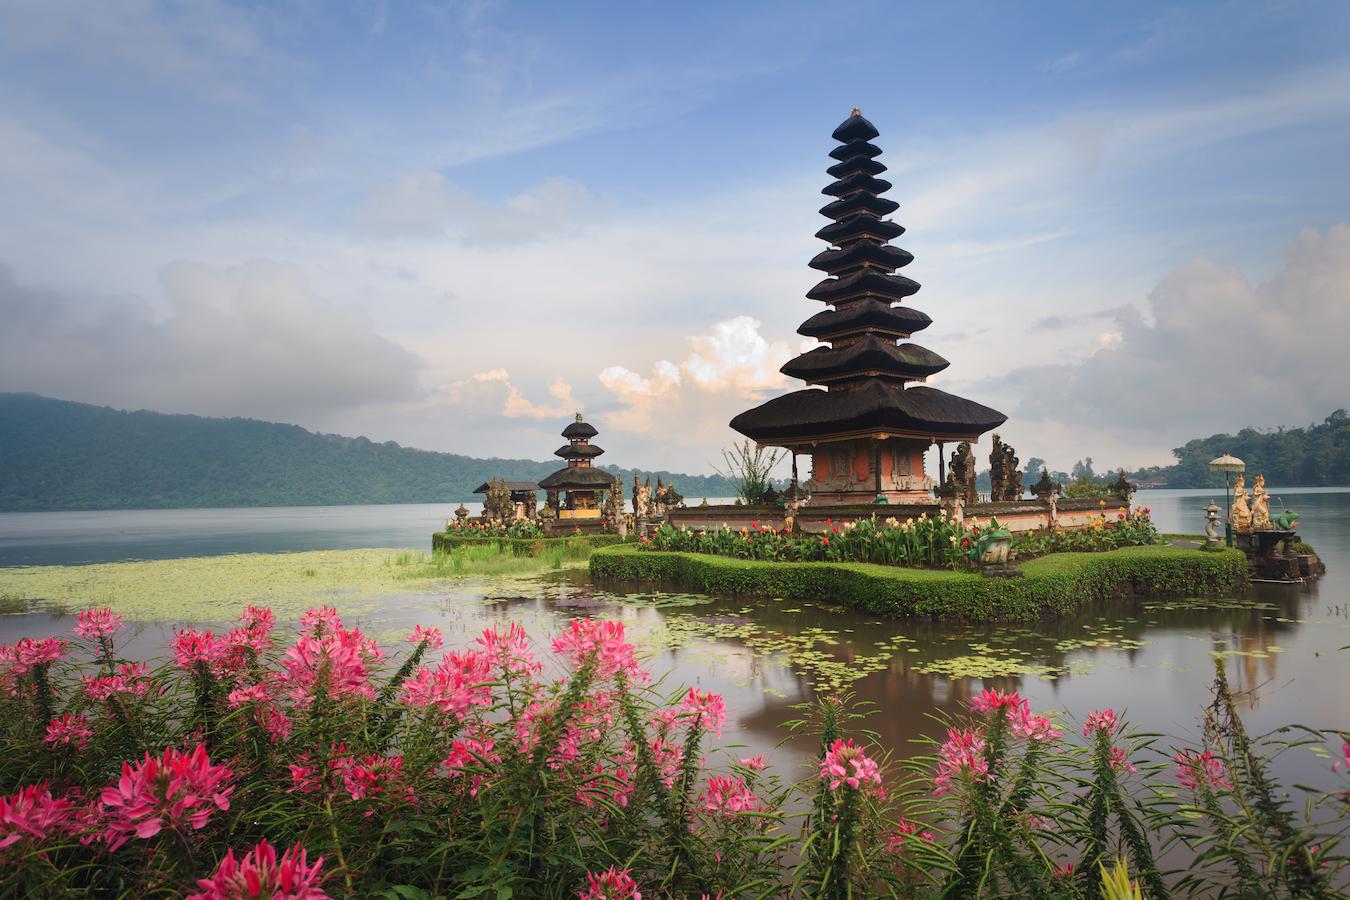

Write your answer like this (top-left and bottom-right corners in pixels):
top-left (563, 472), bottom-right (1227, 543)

top-left (2, 0), bottom-right (1348, 474)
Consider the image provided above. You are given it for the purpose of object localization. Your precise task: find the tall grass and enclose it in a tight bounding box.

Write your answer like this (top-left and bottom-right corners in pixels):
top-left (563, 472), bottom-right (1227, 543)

top-left (391, 542), bottom-right (593, 579)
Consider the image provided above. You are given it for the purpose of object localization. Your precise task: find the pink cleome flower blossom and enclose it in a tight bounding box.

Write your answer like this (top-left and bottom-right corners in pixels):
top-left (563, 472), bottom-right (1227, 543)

top-left (0, 783), bottom-right (75, 850)
top-left (886, 818), bottom-right (936, 852)
top-left (701, 775), bottom-right (758, 815)
top-left (342, 754), bottom-right (414, 806)
top-left (819, 738), bottom-right (883, 794)
top-left (400, 649), bottom-right (493, 721)
top-left (738, 755), bottom-right (767, 771)
top-left (187, 838), bottom-right (329, 900)
top-left (1174, 749), bottom-right (1232, 791)
top-left (969, 688), bottom-right (1023, 714)
top-left (576, 761), bottom-right (636, 810)
top-left (477, 622), bottom-right (542, 676)
top-left (579, 866), bottom-right (642, 899)
top-left (172, 629), bottom-right (225, 673)
top-left (679, 689), bottom-right (727, 737)
top-left (1052, 862), bottom-right (1076, 879)
top-left (226, 683), bottom-right (271, 709)
top-left (239, 605), bottom-right (275, 633)
top-left (280, 627), bottom-right (383, 707)
top-left (44, 713), bottom-right (93, 750)
top-left (299, 606), bottom-right (343, 637)
top-left (933, 728), bottom-right (990, 798)
top-left (83, 662), bottom-right (153, 702)
top-left (93, 744), bottom-right (234, 850)
top-left (552, 619), bottom-right (646, 681)
top-left (5, 637), bottom-right (69, 675)
top-left (1108, 746), bottom-right (1137, 774)
top-left (444, 736), bottom-right (501, 797)
top-left (407, 625), bottom-right (443, 650)
top-left (1082, 709), bottom-right (1120, 738)
top-left (74, 608), bottom-right (126, 640)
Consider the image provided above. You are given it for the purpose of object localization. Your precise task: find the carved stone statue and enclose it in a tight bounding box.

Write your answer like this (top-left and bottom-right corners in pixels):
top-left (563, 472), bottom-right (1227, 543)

top-left (949, 442), bottom-right (977, 505)
top-left (1109, 470), bottom-right (1135, 502)
top-left (543, 489), bottom-right (560, 519)
top-left (606, 473), bottom-right (626, 537)
top-left (632, 477), bottom-right (653, 520)
top-left (454, 503), bottom-right (470, 522)
top-left (1230, 474), bottom-right (1252, 533)
top-left (1030, 469), bottom-right (1057, 501)
top-left (651, 478), bottom-right (683, 518)
top-left (485, 478), bottom-right (514, 522)
top-left (987, 434), bottom-right (1023, 502)
top-left (1251, 473), bottom-right (1271, 530)
top-left (1203, 500), bottom-right (1222, 546)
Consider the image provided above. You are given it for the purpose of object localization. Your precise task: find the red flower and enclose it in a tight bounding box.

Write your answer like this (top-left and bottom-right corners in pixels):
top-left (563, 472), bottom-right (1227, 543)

top-left (579, 866), bottom-right (642, 899)
top-left (74, 608), bottom-right (125, 640)
top-left (93, 744), bottom-right (234, 850)
top-left (0, 783), bottom-right (74, 850)
top-left (43, 713), bottom-right (92, 750)
top-left (188, 838), bottom-right (329, 899)
top-left (821, 537), bottom-right (830, 546)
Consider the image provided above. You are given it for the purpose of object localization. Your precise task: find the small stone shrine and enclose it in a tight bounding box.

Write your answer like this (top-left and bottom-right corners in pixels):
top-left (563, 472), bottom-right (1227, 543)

top-left (987, 434), bottom-right (1023, 502)
top-left (474, 478), bottom-right (538, 521)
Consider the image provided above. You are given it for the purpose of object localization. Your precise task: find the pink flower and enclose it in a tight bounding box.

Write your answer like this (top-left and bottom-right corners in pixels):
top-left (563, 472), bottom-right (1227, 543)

top-left (299, 606), bottom-right (343, 636)
top-left (738, 755), bottom-right (766, 771)
top-left (407, 625), bottom-right (443, 650)
top-left (1174, 749), bottom-right (1232, 791)
top-left (701, 775), bottom-right (758, 815)
top-left (1010, 709), bottom-right (1062, 743)
top-left (280, 627), bottom-right (382, 706)
top-left (477, 622), bottom-right (542, 676)
top-left (886, 818), bottom-right (935, 852)
top-left (172, 629), bottom-right (224, 672)
top-left (1108, 746), bottom-right (1136, 774)
top-left (188, 839), bottom-right (329, 900)
top-left (43, 713), bottom-right (92, 750)
top-left (576, 761), bottom-right (636, 810)
top-left (93, 744), bottom-right (234, 850)
top-left (74, 608), bottom-right (125, 640)
top-left (444, 737), bottom-right (500, 797)
top-left (969, 688), bottom-right (1023, 714)
top-left (0, 783), bottom-right (75, 849)
top-left (400, 650), bottom-right (492, 721)
top-left (342, 754), bottom-right (413, 805)
top-left (1052, 862), bottom-right (1076, 879)
top-left (5, 637), bottom-right (69, 675)
top-left (83, 662), bottom-right (152, 701)
top-left (579, 866), bottom-right (642, 899)
top-left (680, 689), bottom-right (727, 737)
top-left (1333, 741), bottom-right (1350, 772)
top-left (1082, 709), bottom-right (1120, 738)
top-left (819, 738), bottom-right (883, 794)
top-left (552, 619), bottom-right (645, 681)
top-left (933, 728), bottom-right (990, 798)
top-left (227, 683), bottom-right (271, 709)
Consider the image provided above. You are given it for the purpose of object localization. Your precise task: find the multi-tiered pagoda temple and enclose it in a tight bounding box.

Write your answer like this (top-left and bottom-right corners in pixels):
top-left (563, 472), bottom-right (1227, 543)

top-left (538, 414), bottom-right (612, 518)
top-left (730, 110), bottom-right (1006, 505)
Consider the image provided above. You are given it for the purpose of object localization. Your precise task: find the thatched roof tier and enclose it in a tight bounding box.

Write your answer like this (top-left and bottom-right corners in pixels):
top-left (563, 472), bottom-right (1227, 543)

top-left (807, 268), bottom-right (921, 303)
top-left (809, 240), bottom-right (913, 274)
top-left (538, 466), bottom-right (615, 490)
top-left (832, 111), bottom-right (880, 142)
top-left (555, 443), bottom-right (605, 459)
top-left (828, 139), bottom-right (881, 161)
top-left (826, 156), bottom-right (887, 179)
top-left (730, 383), bottom-right (1006, 444)
top-left (780, 336), bottom-right (948, 384)
top-left (814, 215), bottom-right (904, 246)
top-left (819, 193), bottom-right (899, 221)
top-left (473, 481), bottom-right (541, 494)
top-left (561, 420), bottom-right (598, 439)
top-left (822, 172), bottom-right (893, 198)
top-left (797, 299), bottom-right (931, 339)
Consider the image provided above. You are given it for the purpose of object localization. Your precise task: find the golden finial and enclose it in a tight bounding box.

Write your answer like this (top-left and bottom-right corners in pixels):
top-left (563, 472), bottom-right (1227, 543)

top-left (575, 412), bottom-right (583, 422)
top-left (850, 107), bottom-right (861, 116)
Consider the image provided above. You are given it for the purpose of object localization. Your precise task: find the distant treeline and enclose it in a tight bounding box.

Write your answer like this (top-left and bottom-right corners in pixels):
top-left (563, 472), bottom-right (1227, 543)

top-left (1014, 410), bottom-right (1350, 489)
top-left (0, 394), bottom-right (734, 512)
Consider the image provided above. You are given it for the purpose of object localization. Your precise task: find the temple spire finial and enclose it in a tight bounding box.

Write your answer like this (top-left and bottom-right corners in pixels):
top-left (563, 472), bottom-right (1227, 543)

top-left (575, 411), bottom-right (583, 422)
top-left (850, 107), bottom-right (861, 116)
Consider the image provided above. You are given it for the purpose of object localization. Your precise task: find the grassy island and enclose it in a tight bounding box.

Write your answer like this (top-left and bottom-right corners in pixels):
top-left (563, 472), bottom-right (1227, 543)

top-left (431, 531), bottom-right (625, 556)
top-left (589, 543), bottom-right (1249, 621)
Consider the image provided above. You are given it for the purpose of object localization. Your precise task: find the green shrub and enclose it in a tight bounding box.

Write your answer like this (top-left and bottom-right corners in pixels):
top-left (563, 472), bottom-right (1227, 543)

top-left (591, 544), bottom-right (1248, 621)
top-left (431, 532), bottom-right (626, 556)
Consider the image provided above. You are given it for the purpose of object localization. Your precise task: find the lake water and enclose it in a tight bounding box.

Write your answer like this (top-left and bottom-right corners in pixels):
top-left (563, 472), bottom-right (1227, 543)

top-left (1, 488), bottom-right (1347, 797)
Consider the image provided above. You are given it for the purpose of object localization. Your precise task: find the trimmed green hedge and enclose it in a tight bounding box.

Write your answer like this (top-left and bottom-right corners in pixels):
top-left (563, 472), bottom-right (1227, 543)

top-left (589, 544), bottom-right (1249, 621)
top-left (432, 532), bottom-right (627, 556)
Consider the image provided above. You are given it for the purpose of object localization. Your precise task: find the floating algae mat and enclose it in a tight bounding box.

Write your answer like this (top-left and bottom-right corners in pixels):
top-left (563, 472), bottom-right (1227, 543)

top-left (0, 548), bottom-right (562, 623)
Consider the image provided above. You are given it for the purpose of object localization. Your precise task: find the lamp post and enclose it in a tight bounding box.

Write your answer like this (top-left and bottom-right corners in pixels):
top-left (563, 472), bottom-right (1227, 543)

top-left (1208, 454), bottom-right (1245, 547)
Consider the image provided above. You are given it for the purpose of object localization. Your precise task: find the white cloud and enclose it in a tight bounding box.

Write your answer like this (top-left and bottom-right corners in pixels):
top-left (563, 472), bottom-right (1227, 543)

top-left (999, 224), bottom-right (1350, 466)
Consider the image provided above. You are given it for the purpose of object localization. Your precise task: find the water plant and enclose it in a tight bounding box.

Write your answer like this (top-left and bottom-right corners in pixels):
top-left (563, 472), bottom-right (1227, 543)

top-left (0, 607), bottom-right (1343, 897)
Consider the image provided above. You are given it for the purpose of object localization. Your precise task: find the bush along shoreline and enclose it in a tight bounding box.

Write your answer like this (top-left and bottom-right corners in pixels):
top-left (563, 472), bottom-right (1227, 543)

top-left (590, 544), bottom-right (1249, 621)
top-left (0, 607), bottom-right (1344, 897)
top-left (431, 531), bottom-right (627, 556)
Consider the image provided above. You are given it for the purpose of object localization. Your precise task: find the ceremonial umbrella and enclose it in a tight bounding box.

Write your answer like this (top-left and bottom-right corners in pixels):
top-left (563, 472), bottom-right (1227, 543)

top-left (1209, 454), bottom-right (1245, 546)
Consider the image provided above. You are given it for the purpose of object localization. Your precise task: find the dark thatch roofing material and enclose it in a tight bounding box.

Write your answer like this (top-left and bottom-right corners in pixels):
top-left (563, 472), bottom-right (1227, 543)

top-left (473, 481), bottom-right (541, 494)
top-left (832, 112), bottom-right (880, 142)
top-left (819, 193), bottom-right (899, 221)
top-left (807, 269), bottom-right (921, 303)
top-left (780, 336), bottom-right (949, 382)
top-left (555, 443), bottom-right (605, 459)
top-left (797, 299), bottom-right (931, 339)
top-left (822, 173), bottom-right (892, 197)
top-left (730, 383), bottom-right (1007, 443)
top-left (815, 215), bottom-right (904, 246)
top-left (826, 156), bottom-right (887, 179)
top-left (809, 240), bottom-right (913, 274)
top-left (829, 139), bottom-right (881, 161)
top-left (561, 420), bottom-right (598, 439)
top-left (538, 466), bottom-right (615, 490)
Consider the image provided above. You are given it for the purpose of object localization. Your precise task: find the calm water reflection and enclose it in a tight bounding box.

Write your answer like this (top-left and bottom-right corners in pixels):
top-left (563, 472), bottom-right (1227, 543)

top-left (0, 488), bottom-right (1346, 791)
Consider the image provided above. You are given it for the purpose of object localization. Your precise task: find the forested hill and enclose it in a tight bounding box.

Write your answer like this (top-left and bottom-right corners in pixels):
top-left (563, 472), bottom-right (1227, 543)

top-left (1127, 410), bottom-right (1350, 488)
top-left (0, 394), bottom-right (734, 512)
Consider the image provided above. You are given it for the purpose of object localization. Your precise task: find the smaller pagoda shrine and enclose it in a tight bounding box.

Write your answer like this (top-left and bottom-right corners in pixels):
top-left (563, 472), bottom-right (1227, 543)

top-left (538, 414), bottom-right (613, 519)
